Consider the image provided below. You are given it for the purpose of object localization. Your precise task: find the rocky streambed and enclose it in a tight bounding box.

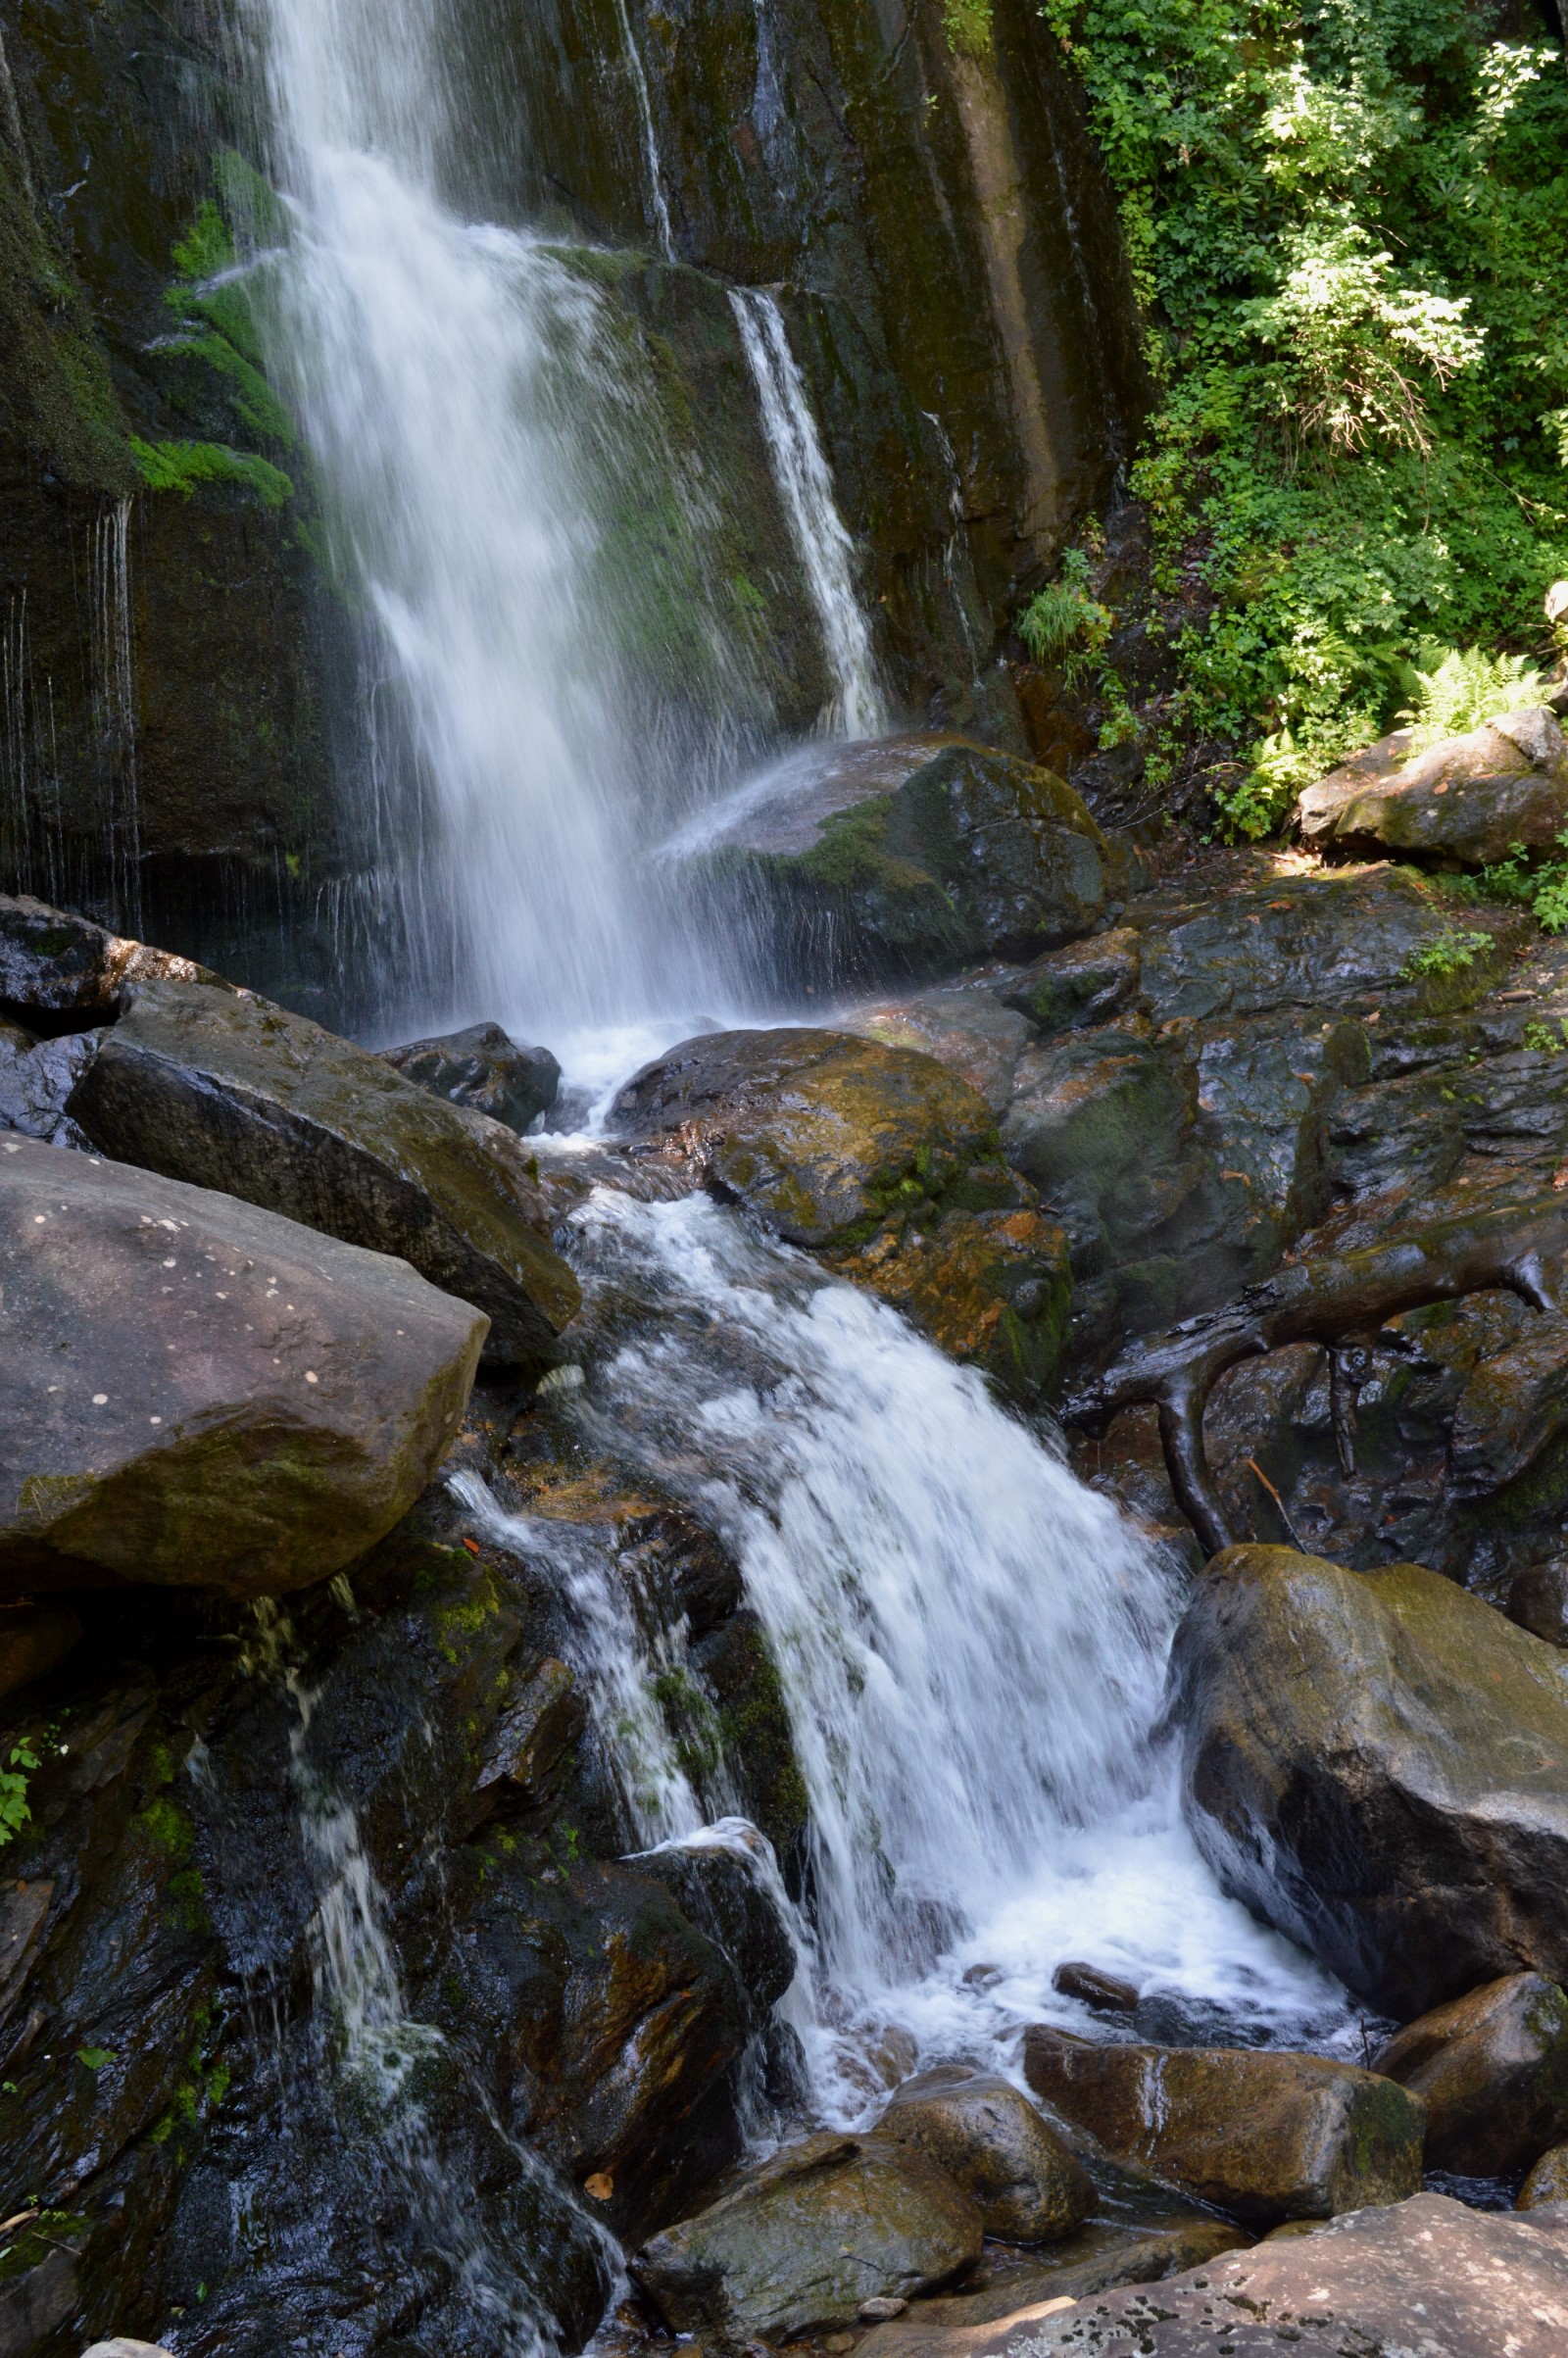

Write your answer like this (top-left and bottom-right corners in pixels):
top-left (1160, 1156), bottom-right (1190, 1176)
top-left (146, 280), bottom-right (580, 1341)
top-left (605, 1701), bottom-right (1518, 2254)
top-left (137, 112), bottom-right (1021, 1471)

top-left (7, 720), bottom-right (1568, 2353)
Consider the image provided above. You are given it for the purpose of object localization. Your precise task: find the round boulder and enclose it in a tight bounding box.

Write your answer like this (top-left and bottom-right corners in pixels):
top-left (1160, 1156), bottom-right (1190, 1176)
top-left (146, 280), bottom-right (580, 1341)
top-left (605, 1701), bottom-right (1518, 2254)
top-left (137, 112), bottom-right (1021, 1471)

top-left (872, 2065), bottom-right (1093, 2242)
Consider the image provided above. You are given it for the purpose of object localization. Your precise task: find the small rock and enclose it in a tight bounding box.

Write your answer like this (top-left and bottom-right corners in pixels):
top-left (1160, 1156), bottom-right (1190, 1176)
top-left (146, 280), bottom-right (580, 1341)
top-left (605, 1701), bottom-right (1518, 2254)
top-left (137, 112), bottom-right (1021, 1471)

top-left (1509, 1557), bottom-right (1568, 1647)
top-left (80, 2344), bottom-right (177, 2358)
top-left (1519, 2141), bottom-right (1568, 2207)
top-left (630, 2130), bottom-right (984, 2344)
top-left (1374, 1972), bottom-right (1568, 2176)
top-left (382, 1021), bottom-right (561, 1135)
top-left (825, 2335), bottom-right (856, 2352)
top-left (1052, 1961), bottom-right (1139, 2014)
top-left (1021, 2026), bottom-right (1425, 2223)
top-left (872, 2065), bottom-right (1093, 2243)
top-left (859, 2297), bottom-right (908, 2321)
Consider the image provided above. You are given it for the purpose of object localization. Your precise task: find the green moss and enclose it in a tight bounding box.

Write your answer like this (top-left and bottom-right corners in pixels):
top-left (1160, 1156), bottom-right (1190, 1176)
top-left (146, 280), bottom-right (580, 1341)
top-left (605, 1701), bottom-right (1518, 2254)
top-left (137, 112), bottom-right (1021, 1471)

top-left (130, 436), bottom-right (294, 510)
top-left (942, 0), bottom-right (995, 57)
top-left (137, 1794), bottom-right (195, 1860)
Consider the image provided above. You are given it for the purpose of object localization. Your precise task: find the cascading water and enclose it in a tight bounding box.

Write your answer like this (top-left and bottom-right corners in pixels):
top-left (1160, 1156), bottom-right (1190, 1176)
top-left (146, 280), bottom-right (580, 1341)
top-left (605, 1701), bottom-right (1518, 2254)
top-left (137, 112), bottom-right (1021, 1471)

top-left (729, 289), bottom-right (887, 740)
top-left (474, 1187), bottom-right (1356, 2124)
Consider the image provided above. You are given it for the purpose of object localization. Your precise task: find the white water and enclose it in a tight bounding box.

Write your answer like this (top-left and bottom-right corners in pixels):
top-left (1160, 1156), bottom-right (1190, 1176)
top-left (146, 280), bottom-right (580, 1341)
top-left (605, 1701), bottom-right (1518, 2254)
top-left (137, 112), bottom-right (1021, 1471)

top-left (612, 0), bottom-right (676, 260)
top-left (729, 289), bottom-right (887, 740)
top-left (489, 1189), bottom-right (1356, 2119)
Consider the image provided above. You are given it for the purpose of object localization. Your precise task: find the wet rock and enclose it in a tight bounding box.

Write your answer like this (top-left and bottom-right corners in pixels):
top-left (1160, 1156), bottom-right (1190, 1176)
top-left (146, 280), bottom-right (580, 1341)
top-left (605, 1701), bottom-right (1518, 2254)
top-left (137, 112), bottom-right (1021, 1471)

top-left (1448, 1312), bottom-right (1568, 1496)
top-left (1510, 1557), bottom-right (1568, 1646)
top-left (610, 1028), bottom-right (1070, 1398)
top-left (1520, 2142), bottom-right (1568, 2206)
top-left (1021, 2027), bottom-right (1425, 2223)
top-left (0, 894), bottom-right (215, 1022)
top-left (0, 1134), bottom-right (486, 1597)
top-left (631, 1825), bottom-right (799, 2021)
top-left (1165, 1546), bottom-right (1568, 2013)
top-left (989, 2193), bottom-right (1568, 2356)
top-left (686, 735), bottom-right (1118, 987)
top-left (1298, 708), bottom-right (1568, 864)
top-left (1001, 929), bottom-right (1142, 1034)
top-left (845, 987), bottom-right (1033, 1117)
top-left (630, 2129), bottom-right (984, 2344)
top-left (1373, 1972), bottom-right (1568, 2177)
top-left (0, 1605), bottom-right (81, 1699)
top-left (381, 1021), bottom-right (562, 1135)
top-left (871, 2065), bottom-right (1093, 2242)
top-left (470, 1656), bottom-right (584, 1816)
top-left (80, 2343), bottom-right (175, 2357)
top-left (0, 1019), bottom-right (97, 1148)
top-left (1052, 1961), bottom-right (1139, 2014)
top-left (67, 976), bottom-right (580, 1368)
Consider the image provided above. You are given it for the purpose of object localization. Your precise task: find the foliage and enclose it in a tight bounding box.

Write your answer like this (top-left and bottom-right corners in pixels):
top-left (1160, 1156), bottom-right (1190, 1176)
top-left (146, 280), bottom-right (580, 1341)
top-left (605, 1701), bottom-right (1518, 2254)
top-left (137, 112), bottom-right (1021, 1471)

top-left (1469, 826), bottom-right (1568, 930)
top-left (1039, 0), bottom-right (1568, 834)
top-left (130, 436), bottom-right (293, 510)
top-left (0, 1743), bottom-right (37, 1847)
top-left (941, 0), bottom-right (994, 57)
top-left (1399, 925), bottom-right (1491, 976)
top-left (1019, 548), bottom-right (1114, 671)
top-left (1397, 639), bottom-right (1550, 747)
top-left (1523, 1014), bottom-right (1568, 1051)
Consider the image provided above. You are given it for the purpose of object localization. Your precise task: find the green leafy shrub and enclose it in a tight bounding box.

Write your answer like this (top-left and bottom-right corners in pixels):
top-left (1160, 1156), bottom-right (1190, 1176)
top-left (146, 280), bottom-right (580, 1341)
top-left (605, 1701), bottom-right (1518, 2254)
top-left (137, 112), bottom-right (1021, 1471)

top-left (1400, 926), bottom-right (1491, 977)
top-left (1397, 641), bottom-right (1549, 749)
top-left (941, 0), bottom-right (994, 58)
top-left (0, 1743), bottom-right (38, 1847)
top-left (1038, 0), bottom-right (1568, 835)
top-left (1019, 549), bottom-right (1114, 672)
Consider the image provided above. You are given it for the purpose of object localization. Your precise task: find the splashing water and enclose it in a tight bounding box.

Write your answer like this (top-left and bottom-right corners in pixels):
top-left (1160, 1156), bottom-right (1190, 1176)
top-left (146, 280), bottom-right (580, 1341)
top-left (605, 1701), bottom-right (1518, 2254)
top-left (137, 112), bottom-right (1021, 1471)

top-left (508, 1189), bottom-right (1356, 2114)
top-left (729, 289), bottom-right (887, 740)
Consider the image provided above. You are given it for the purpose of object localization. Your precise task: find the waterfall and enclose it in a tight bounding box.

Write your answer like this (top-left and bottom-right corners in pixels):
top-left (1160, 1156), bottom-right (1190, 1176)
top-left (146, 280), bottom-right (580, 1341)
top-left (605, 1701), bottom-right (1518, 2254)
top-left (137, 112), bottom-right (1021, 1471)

top-left (496, 1188), bottom-right (1354, 2117)
top-left (728, 289), bottom-right (887, 740)
top-left (611, 0), bottom-right (676, 261)
top-left (246, 0), bottom-right (746, 1047)
top-left (88, 497), bottom-right (141, 934)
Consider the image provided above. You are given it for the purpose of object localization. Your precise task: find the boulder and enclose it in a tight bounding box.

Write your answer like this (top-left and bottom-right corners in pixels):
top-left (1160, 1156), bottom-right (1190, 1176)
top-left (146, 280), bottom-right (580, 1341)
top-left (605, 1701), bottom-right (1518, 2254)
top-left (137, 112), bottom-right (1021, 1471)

top-left (0, 1020), bottom-right (97, 1147)
top-left (871, 2065), bottom-right (1094, 2242)
top-left (630, 2130), bottom-right (984, 2344)
top-left (1297, 707), bottom-right (1568, 865)
top-left (1164, 1546), bottom-right (1568, 2013)
top-left (381, 1021), bottom-right (561, 1135)
top-left (845, 988), bottom-right (1034, 1117)
top-left (1052, 1961), bottom-right (1139, 2014)
top-left (1448, 1312), bottom-right (1568, 1497)
top-left (680, 733), bottom-right (1119, 986)
top-left (1020, 2028), bottom-right (1424, 2223)
top-left (1002, 929), bottom-right (1143, 1034)
top-left (66, 976), bottom-right (580, 1367)
top-left (1509, 1556), bottom-right (1568, 1646)
top-left (0, 892), bottom-right (215, 1019)
top-left (0, 1134), bottom-right (486, 1597)
top-left (968, 2194), bottom-right (1568, 2357)
top-left (610, 1028), bottom-right (1071, 1400)
top-left (1373, 1972), bottom-right (1568, 2177)
top-left (1520, 2143), bottom-right (1568, 2206)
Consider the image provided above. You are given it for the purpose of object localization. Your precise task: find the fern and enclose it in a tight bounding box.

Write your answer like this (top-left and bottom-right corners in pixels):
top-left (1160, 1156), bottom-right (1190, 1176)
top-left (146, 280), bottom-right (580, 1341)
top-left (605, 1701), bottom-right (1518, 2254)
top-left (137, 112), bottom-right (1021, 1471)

top-left (1397, 642), bottom-right (1548, 752)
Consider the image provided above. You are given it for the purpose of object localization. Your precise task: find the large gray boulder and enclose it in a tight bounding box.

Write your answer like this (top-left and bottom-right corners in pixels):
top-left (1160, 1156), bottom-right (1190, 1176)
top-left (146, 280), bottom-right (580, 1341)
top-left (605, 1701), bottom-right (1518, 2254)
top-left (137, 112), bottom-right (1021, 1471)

top-left (67, 976), bottom-right (579, 1367)
top-left (630, 2130), bottom-right (984, 2343)
top-left (678, 733), bottom-right (1121, 988)
top-left (1021, 2029), bottom-right (1423, 2224)
top-left (1297, 707), bottom-right (1568, 864)
top-left (1165, 1546), bottom-right (1568, 2014)
top-left (948, 2195), bottom-right (1568, 2357)
top-left (0, 1135), bottom-right (486, 1597)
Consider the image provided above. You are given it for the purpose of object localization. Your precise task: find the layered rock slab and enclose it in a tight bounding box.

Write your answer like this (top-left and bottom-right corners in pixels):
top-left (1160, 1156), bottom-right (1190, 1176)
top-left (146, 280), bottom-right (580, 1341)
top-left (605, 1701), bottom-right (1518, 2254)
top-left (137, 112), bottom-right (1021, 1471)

top-left (950, 2194), bottom-right (1568, 2357)
top-left (67, 976), bottom-right (579, 1367)
top-left (1165, 1546), bottom-right (1568, 2013)
top-left (630, 2130), bottom-right (983, 2342)
top-left (0, 1135), bottom-right (486, 1596)
top-left (1020, 2029), bottom-right (1423, 2223)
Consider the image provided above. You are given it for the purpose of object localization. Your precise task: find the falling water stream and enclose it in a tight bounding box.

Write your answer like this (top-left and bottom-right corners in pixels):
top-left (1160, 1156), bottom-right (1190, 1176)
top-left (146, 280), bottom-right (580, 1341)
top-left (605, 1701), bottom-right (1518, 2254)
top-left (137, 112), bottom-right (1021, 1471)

top-left (243, 0), bottom-right (1358, 2339)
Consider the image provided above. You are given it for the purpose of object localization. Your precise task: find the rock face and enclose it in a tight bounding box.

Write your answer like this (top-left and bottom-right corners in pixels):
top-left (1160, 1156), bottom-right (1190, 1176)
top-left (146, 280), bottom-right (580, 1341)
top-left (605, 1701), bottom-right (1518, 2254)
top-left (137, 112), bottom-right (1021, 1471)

top-left (1297, 708), bottom-right (1568, 864)
top-left (631, 2130), bottom-right (985, 2343)
top-left (1165, 1546), bottom-right (1568, 2014)
top-left (1021, 2028), bottom-right (1425, 2223)
top-left (611, 1026), bottom-right (1072, 1400)
top-left (873, 2066), bottom-right (1094, 2243)
top-left (381, 1022), bottom-right (562, 1135)
top-left (0, 1134), bottom-right (486, 1597)
top-left (991, 2194), bottom-right (1568, 2357)
top-left (685, 736), bottom-right (1121, 988)
top-left (67, 975), bottom-right (580, 1367)
top-left (1373, 1973), bottom-right (1568, 2177)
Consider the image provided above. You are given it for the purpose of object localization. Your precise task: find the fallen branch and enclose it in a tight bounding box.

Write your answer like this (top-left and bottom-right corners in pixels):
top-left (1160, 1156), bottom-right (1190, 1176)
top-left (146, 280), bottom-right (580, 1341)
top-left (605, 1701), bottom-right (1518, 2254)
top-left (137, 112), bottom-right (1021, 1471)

top-left (1063, 1196), bottom-right (1568, 1554)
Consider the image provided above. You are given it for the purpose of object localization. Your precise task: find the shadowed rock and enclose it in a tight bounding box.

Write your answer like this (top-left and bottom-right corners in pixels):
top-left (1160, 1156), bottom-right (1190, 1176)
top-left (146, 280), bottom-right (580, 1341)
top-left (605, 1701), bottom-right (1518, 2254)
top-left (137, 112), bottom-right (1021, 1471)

top-left (381, 1021), bottom-right (561, 1135)
top-left (1511, 1557), bottom-right (1568, 1646)
top-left (67, 976), bottom-right (579, 1368)
top-left (1165, 1546), bottom-right (1568, 2013)
top-left (1374, 1972), bottom-right (1568, 2177)
top-left (1520, 2142), bottom-right (1568, 2206)
top-left (1021, 2027), bottom-right (1423, 2224)
top-left (0, 1135), bottom-right (486, 1597)
top-left (631, 2130), bottom-right (984, 2344)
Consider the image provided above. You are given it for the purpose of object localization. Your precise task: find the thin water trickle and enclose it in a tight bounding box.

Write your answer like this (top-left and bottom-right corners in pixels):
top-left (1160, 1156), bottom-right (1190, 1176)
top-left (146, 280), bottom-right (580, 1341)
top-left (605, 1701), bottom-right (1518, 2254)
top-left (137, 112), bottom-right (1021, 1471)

top-left (88, 497), bottom-right (141, 933)
top-left (729, 289), bottom-right (887, 740)
top-left (611, 0), bottom-right (676, 260)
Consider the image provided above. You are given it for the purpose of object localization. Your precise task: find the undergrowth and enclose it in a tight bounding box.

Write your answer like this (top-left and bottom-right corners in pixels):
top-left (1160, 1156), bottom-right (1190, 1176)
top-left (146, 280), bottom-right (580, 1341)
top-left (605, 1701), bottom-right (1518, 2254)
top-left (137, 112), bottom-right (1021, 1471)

top-left (1034, 0), bottom-right (1568, 834)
